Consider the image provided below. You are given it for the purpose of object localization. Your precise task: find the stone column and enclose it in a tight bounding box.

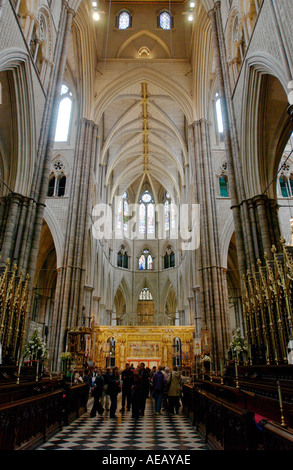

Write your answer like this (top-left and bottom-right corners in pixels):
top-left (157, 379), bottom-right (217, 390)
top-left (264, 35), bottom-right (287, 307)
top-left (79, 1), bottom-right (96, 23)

top-left (191, 118), bottom-right (230, 366)
top-left (208, 3), bottom-right (249, 277)
top-left (208, 2), bottom-right (283, 268)
top-left (50, 119), bottom-right (98, 370)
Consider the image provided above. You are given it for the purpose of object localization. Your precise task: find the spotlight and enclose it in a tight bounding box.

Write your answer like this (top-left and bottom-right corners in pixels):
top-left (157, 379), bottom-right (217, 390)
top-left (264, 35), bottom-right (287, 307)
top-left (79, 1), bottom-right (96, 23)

top-left (92, 10), bottom-right (100, 21)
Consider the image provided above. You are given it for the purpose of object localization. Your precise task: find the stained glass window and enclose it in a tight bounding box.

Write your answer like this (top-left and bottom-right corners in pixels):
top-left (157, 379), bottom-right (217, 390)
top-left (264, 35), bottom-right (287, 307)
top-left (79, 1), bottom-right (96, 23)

top-left (138, 249), bottom-right (153, 270)
top-left (142, 192), bottom-right (152, 203)
top-left (147, 254), bottom-right (153, 270)
top-left (123, 197), bottom-right (129, 231)
top-left (117, 192), bottom-right (129, 233)
top-left (219, 176), bottom-right (229, 197)
top-left (159, 11), bottom-right (171, 30)
top-left (171, 202), bottom-right (176, 230)
top-left (118, 11), bottom-right (131, 29)
top-left (139, 255), bottom-right (146, 270)
top-left (57, 175), bottom-right (66, 197)
top-left (280, 177), bottom-right (289, 197)
top-left (139, 190), bottom-right (155, 238)
top-left (47, 176), bottom-right (55, 197)
top-left (139, 203), bottom-right (146, 233)
top-left (117, 200), bottom-right (123, 230)
top-left (164, 246), bottom-right (175, 269)
top-left (139, 287), bottom-right (153, 301)
top-left (117, 248), bottom-right (128, 269)
top-left (165, 200), bottom-right (170, 231)
top-left (147, 203), bottom-right (155, 234)
top-left (215, 93), bottom-right (224, 134)
top-left (164, 192), bottom-right (176, 233)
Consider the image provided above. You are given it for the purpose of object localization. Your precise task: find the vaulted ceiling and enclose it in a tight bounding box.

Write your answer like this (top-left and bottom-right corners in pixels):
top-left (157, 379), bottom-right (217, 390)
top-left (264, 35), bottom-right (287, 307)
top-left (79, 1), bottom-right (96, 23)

top-left (66, 0), bottom-right (214, 203)
top-left (101, 80), bottom-right (188, 202)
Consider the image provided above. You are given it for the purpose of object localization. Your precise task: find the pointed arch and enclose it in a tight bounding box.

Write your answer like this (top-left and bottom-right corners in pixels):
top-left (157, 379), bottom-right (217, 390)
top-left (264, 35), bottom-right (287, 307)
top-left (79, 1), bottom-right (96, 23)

top-left (115, 30), bottom-right (171, 59)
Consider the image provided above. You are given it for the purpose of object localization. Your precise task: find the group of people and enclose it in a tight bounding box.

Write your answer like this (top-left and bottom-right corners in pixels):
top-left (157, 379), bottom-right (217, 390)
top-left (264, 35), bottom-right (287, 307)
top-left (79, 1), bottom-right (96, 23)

top-left (82, 363), bottom-right (182, 419)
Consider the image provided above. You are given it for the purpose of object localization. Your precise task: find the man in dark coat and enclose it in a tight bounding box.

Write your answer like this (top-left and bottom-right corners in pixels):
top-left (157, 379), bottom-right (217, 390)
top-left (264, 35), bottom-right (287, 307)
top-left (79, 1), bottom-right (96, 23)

top-left (107, 367), bottom-right (121, 418)
top-left (102, 367), bottom-right (111, 411)
top-left (131, 368), bottom-right (143, 419)
top-left (90, 369), bottom-right (105, 417)
top-left (152, 366), bottom-right (167, 414)
top-left (120, 363), bottom-right (134, 412)
top-left (139, 362), bottom-right (150, 416)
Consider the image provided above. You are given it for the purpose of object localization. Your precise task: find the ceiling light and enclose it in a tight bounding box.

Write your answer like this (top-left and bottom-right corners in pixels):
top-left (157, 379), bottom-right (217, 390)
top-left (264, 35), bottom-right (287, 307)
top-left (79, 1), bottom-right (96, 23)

top-left (92, 10), bottom-right (100, 21)
top-left (92, 1), bottom-right (97, 6)
top-left (190, 1), bottom-right (195, 7)
top-left (188, 14), bottom-right (193, 22)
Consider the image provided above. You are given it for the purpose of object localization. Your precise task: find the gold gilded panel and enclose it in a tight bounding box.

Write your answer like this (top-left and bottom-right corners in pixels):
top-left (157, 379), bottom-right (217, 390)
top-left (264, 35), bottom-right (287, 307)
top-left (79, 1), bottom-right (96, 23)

top-left (92, 325), bottom-right (194, 370)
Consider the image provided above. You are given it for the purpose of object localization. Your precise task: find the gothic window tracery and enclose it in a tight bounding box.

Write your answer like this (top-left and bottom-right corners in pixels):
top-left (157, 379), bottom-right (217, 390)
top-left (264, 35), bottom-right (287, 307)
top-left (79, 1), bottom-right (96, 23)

top-left (164, 244), bottom-right (175, 269)
top-left (139, 190), bottom-right (155, 238)
top-left (117, 244), bottom-right (129, 269)
top-left (139, 248), bottom-right (153, 270)
top-left (54, 84), bottom-right (73, 142)
top-left (158, 11), bottom-right (172, 30)
top-left (47, 160), bottom-right (67, 197)
top-left (117, 10), bottom-right (131, 29)
top-left (117, 191), bottom-right (129, 234)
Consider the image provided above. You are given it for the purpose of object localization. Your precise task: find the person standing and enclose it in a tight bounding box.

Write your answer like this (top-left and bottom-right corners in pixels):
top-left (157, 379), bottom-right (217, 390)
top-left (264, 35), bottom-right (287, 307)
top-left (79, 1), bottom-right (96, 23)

top-left (101, 367), bottom-right (111, 411)
top-left (107, 367), bottom-right (121, 418)
top-left (83, 369), bottom-right (92, 404)
top-left (90, 369), bottom-right (105, 417)
top-left (162, 366), bottom-right (171, 411)
top-left (167, 367), bottom-right (182, 414)
top-left (131, 368), bottom-right (142, 419)
top-left (120, 363), bottom-right (134, 412)
top-left (91, 366), bottom-right (98, 387)
top-left (139, 362), bottom-right (150, 416)
top-left (152, 366), bottom-right (166, 414)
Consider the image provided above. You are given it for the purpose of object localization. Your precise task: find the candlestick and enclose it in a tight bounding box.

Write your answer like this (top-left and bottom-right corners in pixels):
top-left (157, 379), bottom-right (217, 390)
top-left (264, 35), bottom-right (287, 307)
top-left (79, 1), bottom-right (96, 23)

top-left (277, 381), bottom-right (287, 427)
top-left (235, 352), bottom-right (240, 389)
top-left (36, 360), bottom-right (39, 382)
top-left (17, 357), bottom-right (22, 384)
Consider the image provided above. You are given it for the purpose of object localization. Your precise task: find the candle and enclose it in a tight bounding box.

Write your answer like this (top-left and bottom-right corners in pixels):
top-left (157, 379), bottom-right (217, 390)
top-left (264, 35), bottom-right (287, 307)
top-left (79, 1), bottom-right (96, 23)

top-left (17, 357), bottom-right (22, 384)
top-left (277, 381), bottom-right (283, 408)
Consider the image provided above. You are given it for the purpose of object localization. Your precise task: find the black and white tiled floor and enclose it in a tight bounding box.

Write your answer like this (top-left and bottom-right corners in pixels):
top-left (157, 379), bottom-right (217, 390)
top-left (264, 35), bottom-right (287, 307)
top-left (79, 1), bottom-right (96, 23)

top-left (37, 396), bottom-right (208, 451)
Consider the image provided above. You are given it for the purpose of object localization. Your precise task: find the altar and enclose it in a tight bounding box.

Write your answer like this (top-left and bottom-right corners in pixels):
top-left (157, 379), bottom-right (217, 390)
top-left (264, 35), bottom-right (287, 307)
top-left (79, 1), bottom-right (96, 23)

top-left (92, 325), bottom-right (195, 370)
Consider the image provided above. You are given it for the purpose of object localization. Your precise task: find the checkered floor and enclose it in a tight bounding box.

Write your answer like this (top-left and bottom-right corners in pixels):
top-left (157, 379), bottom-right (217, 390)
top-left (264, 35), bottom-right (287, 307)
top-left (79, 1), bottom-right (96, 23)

top-left (37, 396), bottom-right (208, 451)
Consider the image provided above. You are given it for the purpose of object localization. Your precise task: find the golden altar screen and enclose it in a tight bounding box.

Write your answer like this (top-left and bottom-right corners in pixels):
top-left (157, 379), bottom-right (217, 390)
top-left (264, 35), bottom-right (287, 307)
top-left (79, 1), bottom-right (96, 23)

top-left (92, 325), bottom-right (195, 370)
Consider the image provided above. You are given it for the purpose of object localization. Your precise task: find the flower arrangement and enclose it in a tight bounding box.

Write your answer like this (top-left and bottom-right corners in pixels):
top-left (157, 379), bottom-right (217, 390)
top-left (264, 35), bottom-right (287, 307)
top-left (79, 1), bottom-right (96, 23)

top-left (227, 327), bottom-right (247, 358)
top-left (23, 329), bottom-right (48, 361)
top-left (198, 354), bottom-right (211, 364)
top-left (61, 352), bottom-right (72, 360)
